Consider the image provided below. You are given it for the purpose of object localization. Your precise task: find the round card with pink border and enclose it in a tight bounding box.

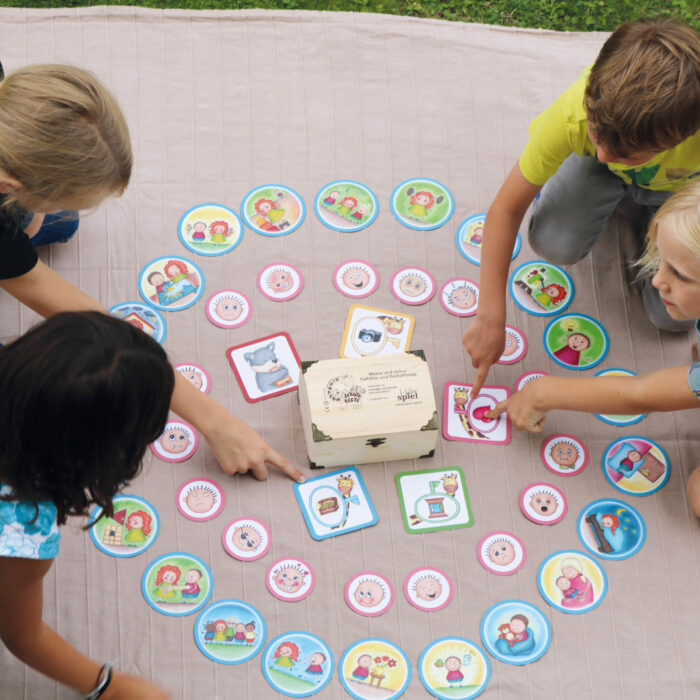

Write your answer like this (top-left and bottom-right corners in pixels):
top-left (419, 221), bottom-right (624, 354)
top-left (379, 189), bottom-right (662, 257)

top-left (498, 325), bottom-right (528, 364)
top-left (520, 483), bottom-right (567, 525)
top-left (344, 571), bottom-right (394, 617)
top-left (390, 266), bottom-right (436, 305)
top-left (150, 420), bottom-right (199, 463)
top-left (174, 363), bottom-right (211, 394)
top-left (257, 263), bottom-right (304, 301)
top-left (403, 567), bottom-right (453, 612)
top-left (222, 517), bottom-right (271, 562)
top-left (205, 289), bottom-right (251, 329)
top-left (541, 434), bottom-right (589, 477)
top-left (514, 371), bottom-right (549, 393)
top-left (176, 478), bottom-right (225, 522)
top-left (439, 278), bottom-right (479, 317)
top-left (333, 259), bottom-right (379, 298)
top-left (477, 532), bottom-right (526, 576)
top-left (266, 557), bottom-right (315, 602)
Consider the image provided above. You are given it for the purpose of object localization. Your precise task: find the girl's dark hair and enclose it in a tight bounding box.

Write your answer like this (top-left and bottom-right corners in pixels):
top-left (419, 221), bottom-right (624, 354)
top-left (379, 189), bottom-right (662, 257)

top-left (0, 311), bottom-right (174, 525)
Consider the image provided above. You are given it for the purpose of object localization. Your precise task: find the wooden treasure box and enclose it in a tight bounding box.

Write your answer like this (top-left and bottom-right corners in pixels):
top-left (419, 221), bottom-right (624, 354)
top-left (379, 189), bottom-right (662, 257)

top-left (298, 351), bottom-right (438, 469)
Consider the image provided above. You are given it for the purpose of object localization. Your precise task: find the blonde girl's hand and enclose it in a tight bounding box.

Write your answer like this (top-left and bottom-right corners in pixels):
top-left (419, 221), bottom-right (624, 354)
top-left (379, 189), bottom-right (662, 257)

top-left (103, 672), bottom-right (172, 700)
top-left (487, 381), bottom-right (548, 433)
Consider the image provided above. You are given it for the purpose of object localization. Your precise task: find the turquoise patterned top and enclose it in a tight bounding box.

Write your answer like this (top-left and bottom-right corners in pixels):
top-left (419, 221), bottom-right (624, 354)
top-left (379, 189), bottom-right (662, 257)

top-left (0, 485), bottom-right (60, 559)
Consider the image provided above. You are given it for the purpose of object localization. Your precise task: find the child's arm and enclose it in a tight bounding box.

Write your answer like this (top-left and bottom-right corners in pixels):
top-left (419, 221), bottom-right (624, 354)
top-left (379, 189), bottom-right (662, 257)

top-left (0, 262), bottom-right (305, 482)
top-left (488, 366), bottom-right (699, 432)
top-left (0, 556), bottom-right (170, 699)
top-left (462, 163), bottom-right (542, 396)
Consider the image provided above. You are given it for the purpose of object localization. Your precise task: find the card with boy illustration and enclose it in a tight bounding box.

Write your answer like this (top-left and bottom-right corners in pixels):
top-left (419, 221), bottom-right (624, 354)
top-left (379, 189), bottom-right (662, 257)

top-left (443, 382), bottom-right (511, 445)
top-left (340, 304), bottom-right (414, 358)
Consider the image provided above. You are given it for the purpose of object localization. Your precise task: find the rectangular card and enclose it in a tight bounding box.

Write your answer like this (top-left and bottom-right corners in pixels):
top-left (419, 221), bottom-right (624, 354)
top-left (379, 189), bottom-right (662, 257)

top-left (442, 382), bottom-right (511, 445)
top-left (340, 304), bottom-right (415, 358)
top-left (226, 332), bottom-right (301, 402)
top-left (293, 466), bottom-right (378, 540)
top-left (395, 467), bottom-right (473, 534)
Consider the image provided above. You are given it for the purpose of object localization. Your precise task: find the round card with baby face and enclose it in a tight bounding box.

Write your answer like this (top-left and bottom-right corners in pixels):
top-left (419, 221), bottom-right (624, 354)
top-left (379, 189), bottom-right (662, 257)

top-left (577, 498), bottom-right (646, 561)
top-left (138, 256), bottom-right (204, 312)
top-left (514, 371), bottom-right (549, 393)
top-left (267, 558), bottom-right (315, 602)
top-left (177, 203), bottom-right (244, 256)
top-left (390, 267), bottom-right (436, 305)
top-left (333, 260), bottom-right (379, 298)
top-left (404, 568), bottom-right (453, 612)
top-left (257, 262), bottom-right (304, 301)
top-left (142, 551), bottom-right (212, 617)
top-left (242, 184), bottom-right (305, 237)
top-left (602, 436), bottom-right (670, 496)
top-left (509, 261), bottom-right (574, 316)
top-left (440, 278), bottom-right (479, 317)
top-left (222, 517), bottom-right (271, 562)
top-left (594, 368), bottom-right (647, 426)
top-left (109, 301), bottom-right (167, 344)
top-left (339, 638), bottom-right (411, 700)
top-left (477, 532), bottom-right (526, 576)
top-left (456, 212), bottom-right (521, 266)
top-left (520, 483), bottom-right (567, 525)
top-left (315, 180), bottom-right (379, 233)
top-left (345, 572), bottom-right (394, 617)
top-left (205, 289), bottom-right (252, 329)
top-left (150, 420), bottom-right (199, 463)
top-left (176, 478), bottom-right (225, 522)
top-left (541, 434), bottom-right (588, 477)
top-left (194, 599), bottom-right (267, 665)
top-left (390, 178), bottom-right (454, 231)
top-left (498, 325), bottom-right (528, 364)
top-left (89, 494), bottom-right (159, 558)
top-left (537, 550), bottom-right (607, 615)
top-left (544, 313), bottom-right (609, 371)
top-left (418, 636), bottom-right (490, 700)
top-left (174, 363), bottom-right (211, 394)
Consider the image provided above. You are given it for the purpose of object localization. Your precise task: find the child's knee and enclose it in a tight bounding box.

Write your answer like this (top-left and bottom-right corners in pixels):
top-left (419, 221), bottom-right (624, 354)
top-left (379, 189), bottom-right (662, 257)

top-left (528, 216), bottom-right (591, 266)
top-left (688, 466), bottom-right (700, 518)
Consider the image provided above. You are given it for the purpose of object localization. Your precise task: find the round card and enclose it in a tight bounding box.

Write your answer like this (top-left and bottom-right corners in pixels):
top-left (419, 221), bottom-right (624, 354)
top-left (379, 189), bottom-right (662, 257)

top-left (257, 262), bottom-right (304, 301)
top-left (315, 180), bottom-right (379, 233)
top-left (544, 313), bottom-right (609, 370)
top-left (345, 572), bottom-right (394, 617)
top-left (194, 599), bottom-right (266, 665)
top-left (242, 184), bottom-right (305, 236)
top-left (174, 363), bottom-right (211, 394)
top-left (138, 256), bottom-right (204, 312)
top-left (403, 568), bottom-right (453, 612)
top-left (477, 532), bottom-right (526, 575)
top-left (418, 636), bottom-right (490, 700)
top-left (465, 393), bottom-right (500, 434)
top-left (514, 371), bottom-right (549, 393)
top-left (150, 420), bottom-right (199, 463)
top-left (109, 301), bottom-right (166, 344)
top-left (205, 289), bottom-right (252, 328)
top-left (177, 203), bottom-right (243, 256)
top-left (176, 478), bottom-right (225, 522)
top-left (537, 550), bottom-right (607, 614)
top-left (498, 325), bottom-right (528, 364)
top-left (390, 266), bottom-right (436, 305)
top-left (577, 498), bottom-right (646, 560)
top-left (222, 517), bottom-right (271, 562)
top-left (602, 436), bottom-right (670, 496)
top-left (480, 600), bottom-right (551, 666)
top-left (333, 260), bottom-right (379, 298)
top-left (89, 494), bottom-right (159, 558)
top-left (509, 261), bottom-right (574, 316)
top-left (262, 631), bottom-right (334, 697)
top-left (339, 638), bottom-right (411, 700)
top-left (267, 558), bottom-right (315, 602)
top-left (390, 178), bottom-right (454, 231)
top-left (594, 368), bottom-right (647, 426)
top-left (142, 552), bottom-right (212, 616)
top-left (541, 434), bottom-right (588, 477)
top-left (520, 483), bottom-right (567, 525)
top-left (456, 212), bottom-right (521, 266)
top-left (439, 278), bottom-right (479, 317)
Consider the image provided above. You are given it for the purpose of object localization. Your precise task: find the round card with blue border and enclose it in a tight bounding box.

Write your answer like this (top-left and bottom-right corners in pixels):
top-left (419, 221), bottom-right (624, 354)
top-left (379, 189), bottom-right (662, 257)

top-left (390, 178), bottom-right (454, 231)
top-left (314, 180), bottom-right (379, 233)
top-left (262, 631), bottom-right (334, 697)
top-left (594, 368), bottom-right (647, 426)
top-left (601, 436), bottom-right (670, 496)
top-left (339, 638), bottom-right (411, 700)
top-left (109, 301), bottom-right (166, 344)
top-left (456, 213), bottom-right (521, 265)
top-left (577, 498), bottom-right (646, 560)
top-left (544, 313), bottom-right (609, 370)
top-left (509, 261), bottom-right (574, 316)
top-left (141, 552), bottom-right (212, 617)
top-left (137, 256), bottom-right (204, 312)
top-left (241, 184), bottom-right (306, 236)
top-left (418, 636), bottom-right (490, 700)
top-left (89, 494), bottom-right (159, 558)
top-left (194, 599), bottom-right (266, 665)
top-left (479, 599), bottom-right (552, 666)
top-left (177, 203), bottom-right (243, 256)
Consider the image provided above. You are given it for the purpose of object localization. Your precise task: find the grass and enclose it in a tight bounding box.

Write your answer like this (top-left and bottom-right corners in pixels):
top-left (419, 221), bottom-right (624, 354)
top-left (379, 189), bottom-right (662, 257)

top-left (3, 0), bottom-right (698, 33)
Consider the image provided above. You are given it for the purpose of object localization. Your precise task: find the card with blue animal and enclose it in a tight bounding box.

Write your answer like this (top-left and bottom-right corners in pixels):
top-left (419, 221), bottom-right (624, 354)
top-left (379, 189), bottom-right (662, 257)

top-left (443, 383), bottom-right (511, 445)
top-left (227, 332), bottom-right (301, 402)
top-left (340, 304), bottom-right (414, 358)
top-left (294, 467), bottom-right (378, 540)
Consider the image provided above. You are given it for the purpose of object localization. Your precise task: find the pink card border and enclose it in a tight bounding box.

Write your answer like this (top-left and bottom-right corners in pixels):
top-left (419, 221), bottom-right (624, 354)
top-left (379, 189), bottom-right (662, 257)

top-left (150, 420), bottom-right (199, 463)
top-left (221, 517), bottom-right (272, 562)
top-left (176, 478), bottom-right (225, 522)
top-left (332, 259), bottom-right (380, 299)
top-left (390, 266), bottom-right (437, 306)
top-left (266, 557), bottom-right (316, 602)
top-left (344, 571), bottom-right (395, 617)
top-left (519, 482), bottom-right (568, 525)
top-left (403, 567), bottom-right (454, 612)
top-left (257, 262), bottom-right (304, 302)
top-left (174, 362), bottom-right (212, 394)
top-left (442, 382), bottom-right (511, 445)
top-left (438, 278), bottom-right (480, 317)
top-left (540, 433), bottom-right (589, 477)
top-left (477, 531), bottom-right (527, 576)
top-left (497, 324), bottom-right (528, 365)
top-left (205, 289), bottom-right (252, 329)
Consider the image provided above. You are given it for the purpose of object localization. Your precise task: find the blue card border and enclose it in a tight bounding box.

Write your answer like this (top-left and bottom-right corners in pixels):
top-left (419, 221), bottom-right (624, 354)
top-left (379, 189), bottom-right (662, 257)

top-left (389, 177), bottom-right (454, 231)
top-left (593, 368), bottom-right (647, 426)
top-left (241, 184), bottom-right (306, 237)
top-left (314, 180), bottom-right (379, 233)
top-left (576, 498), bottom-right (646, 561)
top-left (109, 301), bottom-right (167, 344)
top-left (137, 255), bottom-right (205, 312)
top-left (456, 213), bottom-right (521, 266)
top-left (543, 312), bottom-right (610, 371)
top-left (508, 260), bottom-right (574, 317)
top-left (177, 202), bottom-right (244, 257)
top-left (601, 436), bottom-right (670, 497)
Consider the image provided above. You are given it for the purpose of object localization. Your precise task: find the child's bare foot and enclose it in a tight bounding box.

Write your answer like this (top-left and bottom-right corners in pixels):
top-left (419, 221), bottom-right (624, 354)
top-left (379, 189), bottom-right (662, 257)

top-left (687, 465), bottom-right (700, 517)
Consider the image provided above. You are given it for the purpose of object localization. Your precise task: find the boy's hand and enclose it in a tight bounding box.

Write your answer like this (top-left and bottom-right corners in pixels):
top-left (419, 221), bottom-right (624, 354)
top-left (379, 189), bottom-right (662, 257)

top-left (487, 379), bottom-right (548, 432)
top-left (104, 672), bottom-right (172, 700)
top-left (462, 317), bottom-right (506, 397)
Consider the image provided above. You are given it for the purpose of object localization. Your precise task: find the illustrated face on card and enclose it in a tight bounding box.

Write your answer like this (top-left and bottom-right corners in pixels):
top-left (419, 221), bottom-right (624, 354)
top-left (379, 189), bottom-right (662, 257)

top-left (242, 184), bottom-right (305, 237)
top-left (174, 363), bottom-right (211, 394)
top-left (109, 302), bottom-right (167, 344)
top-left (89, 494), bottom-right (159, 558)
top-left (315, 180), bottom-right (379, 233)
top-left (176, 479), bottom-right (225, 522)
top-left (340, 304), bottom-right (414, 358)
top-left (602, 436), bottom-right (670, 496)
top-left (138, 256), bottom-right (204, 312)
top-left (177, 203), bottom-right (243, 257)
top-left (443, 383), bottom-right (511, 445)
top-left (419, 637), bottom-right (490, 699)
top-left (151, 420), bottom-right (199, 462)
top-left (340, 639), bottom-right (411, 700)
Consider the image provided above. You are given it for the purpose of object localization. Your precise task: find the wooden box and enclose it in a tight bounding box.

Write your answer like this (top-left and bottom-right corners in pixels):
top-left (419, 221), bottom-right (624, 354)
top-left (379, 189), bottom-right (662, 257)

top-left (298, 351), bottom-right (438, 469)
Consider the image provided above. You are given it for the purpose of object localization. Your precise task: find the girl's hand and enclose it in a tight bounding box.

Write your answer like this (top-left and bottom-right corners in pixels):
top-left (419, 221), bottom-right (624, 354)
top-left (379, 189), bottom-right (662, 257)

top-left (104, 672), bottom-right (172, 700)
top-left (487, 380), bottom-right (548, 433)
top-left (462, 316), bottom-right (506, 398)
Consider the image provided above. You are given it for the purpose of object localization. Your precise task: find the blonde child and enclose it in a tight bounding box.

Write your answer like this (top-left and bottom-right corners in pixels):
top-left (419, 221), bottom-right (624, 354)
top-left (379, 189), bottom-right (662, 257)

top-left (489, 181), bottom-right (700, 515)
